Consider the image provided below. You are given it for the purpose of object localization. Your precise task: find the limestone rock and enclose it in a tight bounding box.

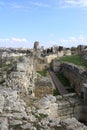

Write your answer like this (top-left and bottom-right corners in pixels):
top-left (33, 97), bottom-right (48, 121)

top-left (37, 95), bottom-right (58, 118)
top-left (12, 112), bottom-right (27, 119)
top-left (21, 123), bottom-right (36, 130)
top-left (0, 94), bottom-right (5, 113)
top-left (0, 117), bottom-right (9, 130)
top-left (9, 119), bottom-right (22, 126)
top-left (39, 95), bottom-right (56, 109)
top-left (5, 57), bottom-right (37, 96)
top-left (61, 118), bottom-right (87, 130)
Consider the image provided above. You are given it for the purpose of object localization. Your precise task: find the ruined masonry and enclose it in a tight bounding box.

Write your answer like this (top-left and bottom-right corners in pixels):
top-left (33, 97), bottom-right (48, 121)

top-left (0, 55), bottom-right (87, 130)
top-left (5, 57), bottom-right (37, 96)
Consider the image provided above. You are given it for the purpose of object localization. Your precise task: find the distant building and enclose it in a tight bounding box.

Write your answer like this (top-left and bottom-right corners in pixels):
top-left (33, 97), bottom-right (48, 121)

top-left (77, 45), bottom-right (85, 51)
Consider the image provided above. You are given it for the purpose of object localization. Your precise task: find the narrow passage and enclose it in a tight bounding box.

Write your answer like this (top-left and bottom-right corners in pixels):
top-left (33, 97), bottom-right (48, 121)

top-left (48, 69), bottom-right (68, 95)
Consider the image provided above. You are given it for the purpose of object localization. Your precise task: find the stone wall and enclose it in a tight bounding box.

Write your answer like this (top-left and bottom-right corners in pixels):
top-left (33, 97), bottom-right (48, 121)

top-left (57, 50), bottom-right (71, 57)
top-left (35, 77), bottom-right (54, 98)
top-left (34, 58), bottom-right (45, 71)
top-left (51, 62), bottom-right (87, 123)
top-left (64, 49), bottom-right (71, 56)
top-left (51, 59), bottom-right (61, 72)
top-left (57, 51), bottom-right (64, 57)
top-left (60, 62), bottom-right (87, 94)
top-left (81, 84), bottom-right (87, 122)
top-left (61, 117), bottom-right (87, 130)
top-left (5, 56), bottom-right (37, 96)
top-left (36, 93), bottom-right (83, 120)
top-left (45, 54), bottom-right (58, 63)
top-left (0, 53), bottom-right (87, 129)
top-left (44, 50), bottom-right (71, 64)
top-left (56, 94), bottom-right (83, 120)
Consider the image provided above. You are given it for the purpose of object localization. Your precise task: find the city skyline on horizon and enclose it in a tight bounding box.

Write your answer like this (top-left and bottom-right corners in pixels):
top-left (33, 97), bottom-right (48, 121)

top-left (0, 0), bottom-right (87, 48)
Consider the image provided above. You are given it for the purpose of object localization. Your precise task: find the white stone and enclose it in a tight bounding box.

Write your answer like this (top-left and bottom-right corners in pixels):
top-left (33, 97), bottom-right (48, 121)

top-left (12, 112), bottom-right (27, 119)
top-left (21, 123), bottom-right (33, 129)
top-left (0, 117), bottom-right (9, 130)
top-left (39, 95), bottom-right (56, 109)
top-left (9, 119), bottom-right (22, 126)
top-left (0, 94), bottom-right (5, 113)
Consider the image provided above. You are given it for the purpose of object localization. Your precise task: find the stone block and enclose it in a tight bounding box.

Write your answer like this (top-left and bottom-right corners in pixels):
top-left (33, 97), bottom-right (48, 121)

top-left (74, 106), bottom-right (83, 114)
top-left (57, 100), bottom-right (71, 109)
top-left (58, 108), bottom-right (73, 117)
top-left (0, 117), bottom-right (9, 130)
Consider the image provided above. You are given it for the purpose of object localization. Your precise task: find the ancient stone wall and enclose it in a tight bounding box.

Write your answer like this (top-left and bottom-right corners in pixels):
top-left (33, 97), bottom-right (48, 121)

top-left (45, 54), bottom-right (58, 63)
top-left (34, 58), bottom-right (45, 71)
top-left (5, 56), bottom-right (37, 96)
top-left (37, 93), bottom-right (83, 120)
top-left (60, 63), bottom-right (87, 94)
top-left (56, 94), bottom-right (83, 120)
top-left (57, 51), bottom-right (64, 57)
top-left (50, 60), bottom-right (87, 123)
top-left (1, 52), bottom-right (87, 129)
top-left (51, 59), bottom-right (61, 72)
top-left (81, 84), bottom-right (87, 122)
top-left (35, 77), bottom-right (54, 98)
top-left (61, 117), bottom-right (87, 130)
top-left (57, 50), bottom-right (71, 58)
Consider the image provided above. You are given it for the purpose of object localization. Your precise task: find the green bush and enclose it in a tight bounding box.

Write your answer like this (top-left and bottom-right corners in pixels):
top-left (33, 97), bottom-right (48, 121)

top-left (53, 89), bottom-right (60, 96)
top-left (37, 70), bottom-right (47, 76)
top-left (39, 113), bottom-right (48, 119)
top-left (0, 79), bottom-right (5, 84)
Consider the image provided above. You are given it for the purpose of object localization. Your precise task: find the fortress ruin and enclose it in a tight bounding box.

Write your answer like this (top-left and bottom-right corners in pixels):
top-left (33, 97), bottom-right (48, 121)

top-left (0, 44), bottom-right (87, 130)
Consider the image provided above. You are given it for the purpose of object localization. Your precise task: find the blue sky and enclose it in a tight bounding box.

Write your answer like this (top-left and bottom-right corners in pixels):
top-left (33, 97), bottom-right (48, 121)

top-left (0, 0), bottom-right (87, 48)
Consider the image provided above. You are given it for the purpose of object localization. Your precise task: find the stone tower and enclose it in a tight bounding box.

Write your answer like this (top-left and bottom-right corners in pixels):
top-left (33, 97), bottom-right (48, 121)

top-left (34, 41), bottom-right (39, 50)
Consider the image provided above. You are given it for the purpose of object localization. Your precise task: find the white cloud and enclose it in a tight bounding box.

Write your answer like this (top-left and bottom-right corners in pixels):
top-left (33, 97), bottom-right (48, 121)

top-left (60, 0), bottom-right (87, 8)
top-left (30, 2), bottom-right (50, 8)
top-left (43, 35), bottom-right (87, 48)
top-left (10, 3), bottom-right (24, 9)
top-left (0, 36), bottom-right (87, 48)
top-left (11, 38), bottom-right (27, 43)
top-left (0, 38), bottom-right (9, 42)
top-left (58, 35), bottom-right (87, 47)
top-left (0, 1), bottom-right (31, 12)
top-left (0, 0), bottom-right (87, 11)
top-left (0, 1), bottom-right (50, 11)
top-left (0, 38), bottom-right (27, 43)
top-left (0, 38), bottom-right (32, 48)
top-left (9, 2), bottom-right (32, 12)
